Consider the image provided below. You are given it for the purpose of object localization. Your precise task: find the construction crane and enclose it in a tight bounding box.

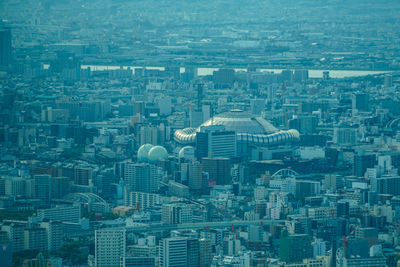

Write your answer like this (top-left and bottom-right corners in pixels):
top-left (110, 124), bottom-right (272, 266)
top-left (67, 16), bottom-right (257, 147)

top-left (343, 224), bottom-right (361, 258)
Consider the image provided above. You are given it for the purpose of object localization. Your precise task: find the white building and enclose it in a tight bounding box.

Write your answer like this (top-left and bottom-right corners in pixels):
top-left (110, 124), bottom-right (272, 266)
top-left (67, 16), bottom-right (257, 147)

top-left (95, 228), bottom-right (126, 267)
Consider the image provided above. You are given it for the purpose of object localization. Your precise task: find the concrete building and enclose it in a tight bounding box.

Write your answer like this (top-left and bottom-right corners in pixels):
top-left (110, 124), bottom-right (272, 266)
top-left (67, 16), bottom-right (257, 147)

top-left (95, 228), bottom-right (126, 267)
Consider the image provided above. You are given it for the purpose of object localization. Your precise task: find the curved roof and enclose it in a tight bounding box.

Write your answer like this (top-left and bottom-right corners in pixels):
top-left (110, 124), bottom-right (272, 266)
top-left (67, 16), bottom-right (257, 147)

top-left (199, 110), bottom-right (277, 134)
top-left (174, 110), bottom-right (300, 146)
top-left (148, 146), bottom-right (168, 163)
top-left (138, 144), bottom-right (154, 162)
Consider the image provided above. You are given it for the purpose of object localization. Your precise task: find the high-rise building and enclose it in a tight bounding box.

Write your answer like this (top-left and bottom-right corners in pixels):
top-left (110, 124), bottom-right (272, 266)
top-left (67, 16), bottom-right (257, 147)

top-left (40, 221), bottom-right (63, 252)
top-left (162, 203), bottom-right (193, 225)
top-left (34, 174), bottom-right (51, 203)
top-left (4, 177), bottom-right (26, 197)
top-left (187, 239), bottom-right (200, 267)
top-left (74, 167), bottom-right (92, 186)
top-left (223, 233), bottom-right (241, 256)
top-left (188, 161), bottom-right (203, 190)
top-left (279, 231), bottom-right (312, 264)
top-left (24, 227), bottom-right (47, 251)
top-left (334, 127), bottom-right (358, 145)
top-left (354, 153), bottom-right (376, 177)
top-left (352, 93), bottom-right (370, 112)
top-left (51, 177), bottom-right (70, 199)
top-left (196, 125), bottom-right (236, 159)
top-left (289, 115), bottom-right (318, 135)
top-left (124, 163), bottom-right (159, 193)
top-left (199, 238), bottom-right (212, 267)
top-left (202, 157), bottom-right (231, 185)
top-left (373, 176), bottom-right (400, 195)
top-left (95, 229), bottom-right (126, 267)
top-left (159, 237), bottom-right (188, 267)
top-left (0, 28), bottom-right (11, 67)
top-left (324, 174), bottom-right (344, 191)
top-left (1, 222), bottom-right (25, 252)
top-left (139, 125), bottom-right (165, 146)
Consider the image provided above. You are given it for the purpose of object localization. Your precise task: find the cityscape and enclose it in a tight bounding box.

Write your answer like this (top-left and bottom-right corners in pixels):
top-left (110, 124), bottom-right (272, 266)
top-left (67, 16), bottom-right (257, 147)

top-left (1, 0), bottom-right (400, 266)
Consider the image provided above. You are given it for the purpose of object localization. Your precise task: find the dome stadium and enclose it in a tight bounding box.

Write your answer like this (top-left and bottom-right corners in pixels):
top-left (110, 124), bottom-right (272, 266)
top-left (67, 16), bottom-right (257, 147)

top-left (174, 109), bottom-right (299, 146)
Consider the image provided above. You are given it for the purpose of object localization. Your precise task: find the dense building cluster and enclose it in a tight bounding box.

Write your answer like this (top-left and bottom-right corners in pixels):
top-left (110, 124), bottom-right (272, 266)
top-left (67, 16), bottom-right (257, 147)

top-left (1, 0), bottom-right (400, 267)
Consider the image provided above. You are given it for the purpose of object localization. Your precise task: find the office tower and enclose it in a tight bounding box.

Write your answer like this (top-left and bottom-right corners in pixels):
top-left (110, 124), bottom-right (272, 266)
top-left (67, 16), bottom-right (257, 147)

top-left (37, 206), bottom-right (81, 223)
top-left (334, 127), bottom-right (358, 145)
top-left (51, 177), bottom-right (70, 199)
top-left (124, 163), bottom-right (159, 193)
top-left (196, 125), bottom-right (236, 159)
top-left (96, 170), bottom-right (117, 199)
top-left (1, 222), bottom-right (25, 252)
top-left (0, 28), bottom-right (11, 67)
top-left (324, 174), bottom-right (344, 191)
top-left (95, 229), bottom-right (126, 267)
top-left (199, 238), bottom-right (212, 267)
top-left (162, 203), bottom-right (193, 224)
top-left (354, 153), bottom-right (376, 177)
top-left (188, 161), bottom-right (203, 190)
top-left (187, 239), bottom-right (200, 267)
top-left (289, 115), bottom-right (318, 134)
top-left (279, 231), bottom-right (312, 263)
top-left (295, 180), bottom-right (321, 198)
top-left (374, 176), bottom-right (400, 195)
top-left (352, 93), bottom-right (370, 112)
top-left (24, 227), bottom-right (47, 251)
top-left (159, 237), bottom-right (188, 267)
top-left (74, 167), bottom-right (92, 186)
top-left (34, 174), bottom-right (51, 203)
top-left (202, 157), bottom-right (231, 185)
top-left (40, 221), bottom-right (63, 252)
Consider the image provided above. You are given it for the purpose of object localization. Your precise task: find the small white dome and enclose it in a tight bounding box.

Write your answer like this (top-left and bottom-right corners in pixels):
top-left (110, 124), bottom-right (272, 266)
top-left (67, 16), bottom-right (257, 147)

top-left (148, 146), bottom-right (168, 163)
top-left (137, 144), bottom-right (154, 162)
top-left (178, 146), bottom-right (195, 160)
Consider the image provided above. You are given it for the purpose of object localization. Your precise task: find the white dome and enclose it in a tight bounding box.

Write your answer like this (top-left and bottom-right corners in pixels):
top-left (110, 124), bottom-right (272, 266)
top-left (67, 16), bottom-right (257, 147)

top-left (148, 146), bottom-right (168, 163)
top-left (178, 146), bottom-right (195, 160)
top-left (137, 144), bottom-right (154, 162)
